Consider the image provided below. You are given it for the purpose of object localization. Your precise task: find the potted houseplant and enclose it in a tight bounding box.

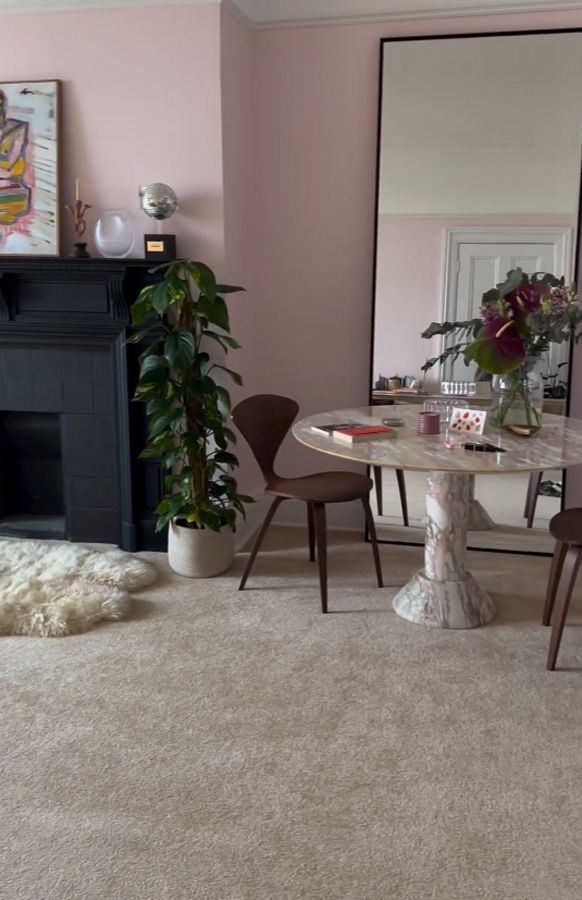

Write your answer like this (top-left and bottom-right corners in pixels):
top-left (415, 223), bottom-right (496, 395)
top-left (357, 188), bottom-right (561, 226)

top-left (421, 269), bottom-right (581, 434)
top-left (129, 259), bottom-right (253, 577)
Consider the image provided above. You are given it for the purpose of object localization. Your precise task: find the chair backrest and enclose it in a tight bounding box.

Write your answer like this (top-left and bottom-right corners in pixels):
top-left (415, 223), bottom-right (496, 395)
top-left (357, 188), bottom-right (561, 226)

top-left (231, 394), bottom-right (299, 482)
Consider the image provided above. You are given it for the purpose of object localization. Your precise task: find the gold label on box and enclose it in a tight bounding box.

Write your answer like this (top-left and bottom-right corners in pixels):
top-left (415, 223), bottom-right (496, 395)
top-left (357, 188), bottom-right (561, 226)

top-left (146, 240), bottom-right (165, 252)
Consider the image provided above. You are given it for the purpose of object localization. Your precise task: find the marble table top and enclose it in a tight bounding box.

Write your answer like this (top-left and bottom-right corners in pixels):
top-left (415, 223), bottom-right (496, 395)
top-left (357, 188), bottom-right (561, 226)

top-left (292, 404), bottom-right (582, 474)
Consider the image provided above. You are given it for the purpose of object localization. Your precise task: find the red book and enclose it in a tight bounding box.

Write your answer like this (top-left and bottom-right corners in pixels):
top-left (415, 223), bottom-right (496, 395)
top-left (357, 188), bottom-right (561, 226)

top-left (332, 425), bottom-right (397, 443)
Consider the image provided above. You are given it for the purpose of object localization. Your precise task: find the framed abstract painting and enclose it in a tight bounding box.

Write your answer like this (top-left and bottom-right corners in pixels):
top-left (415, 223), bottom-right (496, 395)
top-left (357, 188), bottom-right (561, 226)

top-left (0, 80), bottom-right (60, 256)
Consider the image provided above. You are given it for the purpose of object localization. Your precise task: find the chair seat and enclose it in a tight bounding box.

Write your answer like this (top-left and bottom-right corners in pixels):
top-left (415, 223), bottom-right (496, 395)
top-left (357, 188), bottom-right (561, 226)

top-left (549, 508), bottom-right (582, 545)
top-left (266, 471), bottom-right (373, 504)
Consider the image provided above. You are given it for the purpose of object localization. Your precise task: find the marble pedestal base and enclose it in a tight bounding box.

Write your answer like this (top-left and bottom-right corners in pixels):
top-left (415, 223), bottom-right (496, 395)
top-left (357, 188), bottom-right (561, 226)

top-left (393, 472), bottom-right (496, 629)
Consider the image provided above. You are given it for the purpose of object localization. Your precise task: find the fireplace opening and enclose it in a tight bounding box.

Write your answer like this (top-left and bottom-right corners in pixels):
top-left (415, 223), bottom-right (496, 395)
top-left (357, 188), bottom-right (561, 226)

top-left (0, 412), bottom-right (66, 539)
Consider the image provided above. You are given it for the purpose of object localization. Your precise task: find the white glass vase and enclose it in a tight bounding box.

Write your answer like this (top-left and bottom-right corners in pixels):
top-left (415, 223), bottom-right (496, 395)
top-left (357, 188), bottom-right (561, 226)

top-left (94, 210), bottom-right (135, 258)
top-left (491, 361), bottom-right (544, 435)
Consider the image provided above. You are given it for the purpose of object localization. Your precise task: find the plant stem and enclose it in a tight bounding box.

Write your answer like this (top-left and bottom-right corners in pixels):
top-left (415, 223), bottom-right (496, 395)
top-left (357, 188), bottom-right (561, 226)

top-left (178, 284), bottom-right (207, 507)
top-left (493, 366), bottom-right (542, 429)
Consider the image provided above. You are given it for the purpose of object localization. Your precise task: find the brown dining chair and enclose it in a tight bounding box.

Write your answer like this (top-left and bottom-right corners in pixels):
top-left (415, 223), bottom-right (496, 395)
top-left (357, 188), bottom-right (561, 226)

top-left (231, 394), bottom-right (383, 613)
top-left (542, 508), bottom-right (582, 670)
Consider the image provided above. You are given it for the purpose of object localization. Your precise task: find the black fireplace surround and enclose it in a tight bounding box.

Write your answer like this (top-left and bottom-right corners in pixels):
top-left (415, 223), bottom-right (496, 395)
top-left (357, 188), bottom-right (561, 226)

top-left (0, 258), bottom-right (164, 550)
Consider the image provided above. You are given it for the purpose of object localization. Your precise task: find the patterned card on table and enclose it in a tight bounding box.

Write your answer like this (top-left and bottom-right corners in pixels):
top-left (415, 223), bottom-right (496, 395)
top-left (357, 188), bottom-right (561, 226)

top-left (450, 407), bottom-right (487, 434)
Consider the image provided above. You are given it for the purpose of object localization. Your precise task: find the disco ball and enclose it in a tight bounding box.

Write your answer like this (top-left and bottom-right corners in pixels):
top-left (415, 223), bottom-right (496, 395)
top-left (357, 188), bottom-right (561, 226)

top-left (138, 183), bottom-right (178, 221)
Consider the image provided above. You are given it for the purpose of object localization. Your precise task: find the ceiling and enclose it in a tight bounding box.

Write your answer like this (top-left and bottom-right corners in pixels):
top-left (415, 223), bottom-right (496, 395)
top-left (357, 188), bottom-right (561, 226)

top-left (1, 0), bottom-right (582, 26)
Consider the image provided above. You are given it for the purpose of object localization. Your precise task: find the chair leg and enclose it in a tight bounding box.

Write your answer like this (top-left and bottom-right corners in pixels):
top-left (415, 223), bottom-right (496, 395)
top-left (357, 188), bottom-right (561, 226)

top-left (542, 541), bottom-right (568, 626)
top-left (525, 472), bottom-right (542, 529)
top-left (373, 466), bottom-right (383, 516)
top-left (239, 496), bottom-right (283, 591)
top-left (312, 503), bottom-right (328, 614)
top-left (546, 545), bottom-right (582, 671)
top-left (395, 469), bottom-right (409, 527)
top-left (362, 495), bottom-right (384, 588)
top-left (307, 503), bottom-right (316, 562)
top-left (523, 472), bottom-right (534, 518)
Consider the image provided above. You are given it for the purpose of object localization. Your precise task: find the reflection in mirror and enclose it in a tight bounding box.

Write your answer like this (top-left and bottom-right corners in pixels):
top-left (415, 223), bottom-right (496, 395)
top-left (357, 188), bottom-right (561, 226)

top-left (371, 30), bottom-right (582, 552)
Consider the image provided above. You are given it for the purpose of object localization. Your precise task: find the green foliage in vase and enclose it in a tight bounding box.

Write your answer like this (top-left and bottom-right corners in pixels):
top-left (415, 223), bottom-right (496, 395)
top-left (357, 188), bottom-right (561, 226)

top-left (421, 268), bottom-right (582, 375)
top-left (129, 260), bottom-right (253, 533)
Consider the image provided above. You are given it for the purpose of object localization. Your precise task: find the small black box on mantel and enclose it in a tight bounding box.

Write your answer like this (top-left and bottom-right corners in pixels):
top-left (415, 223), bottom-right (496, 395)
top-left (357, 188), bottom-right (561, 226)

top-left (144, 234), bottom-right (177, 261)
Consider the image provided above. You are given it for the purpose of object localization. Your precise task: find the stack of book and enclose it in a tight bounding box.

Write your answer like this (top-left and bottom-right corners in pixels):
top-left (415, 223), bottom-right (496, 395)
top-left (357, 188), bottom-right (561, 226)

top-left (311, 422), bottom-right (397, 443)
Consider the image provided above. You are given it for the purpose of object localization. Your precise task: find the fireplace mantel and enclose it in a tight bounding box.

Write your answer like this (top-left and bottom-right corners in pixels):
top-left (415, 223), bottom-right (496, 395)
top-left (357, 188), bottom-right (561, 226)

top-left (0, 257), bottom-right (163, 550)
top-left (0, 257), bottom-right (157, 329)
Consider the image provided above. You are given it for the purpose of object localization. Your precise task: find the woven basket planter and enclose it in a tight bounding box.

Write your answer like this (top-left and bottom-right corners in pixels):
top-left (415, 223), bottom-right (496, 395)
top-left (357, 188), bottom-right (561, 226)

top-left (168, 520), bottom-right (234, 578)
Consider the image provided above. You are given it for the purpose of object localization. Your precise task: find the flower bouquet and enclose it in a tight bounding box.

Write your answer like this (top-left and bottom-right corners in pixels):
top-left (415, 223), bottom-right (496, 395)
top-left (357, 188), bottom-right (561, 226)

top-left (421, 269), bottom-right (581, 434)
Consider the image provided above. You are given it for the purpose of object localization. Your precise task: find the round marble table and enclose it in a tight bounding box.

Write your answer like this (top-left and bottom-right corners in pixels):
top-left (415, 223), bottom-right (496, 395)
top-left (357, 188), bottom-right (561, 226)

top-left (293, 405), bottom-right (582, 629)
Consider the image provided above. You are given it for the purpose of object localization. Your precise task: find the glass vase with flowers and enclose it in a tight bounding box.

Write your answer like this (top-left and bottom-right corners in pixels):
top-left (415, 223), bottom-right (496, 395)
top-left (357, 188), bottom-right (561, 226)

top-left (421, 269), bottom-right (582, 435)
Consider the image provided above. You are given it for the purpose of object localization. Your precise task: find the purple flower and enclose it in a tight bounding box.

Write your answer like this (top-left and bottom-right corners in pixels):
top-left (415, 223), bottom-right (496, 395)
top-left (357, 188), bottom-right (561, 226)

top-left (549, 286), bottom-right (570, 312)
top-left (480, 304), bottom-right (500, 325)
top-left (505, 282), bottom-right (549, 319)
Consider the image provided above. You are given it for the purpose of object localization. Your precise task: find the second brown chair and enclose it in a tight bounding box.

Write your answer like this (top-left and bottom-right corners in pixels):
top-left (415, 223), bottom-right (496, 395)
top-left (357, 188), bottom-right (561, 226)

top-left (542, 508), bottom-right (582, 670)
top-left (231, 394), bottom-right (383, 613)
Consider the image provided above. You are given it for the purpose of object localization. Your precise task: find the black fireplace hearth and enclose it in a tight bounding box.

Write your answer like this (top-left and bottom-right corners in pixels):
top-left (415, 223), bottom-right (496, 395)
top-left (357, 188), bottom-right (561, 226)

top-left (0, 258), bottom-right (164, 550)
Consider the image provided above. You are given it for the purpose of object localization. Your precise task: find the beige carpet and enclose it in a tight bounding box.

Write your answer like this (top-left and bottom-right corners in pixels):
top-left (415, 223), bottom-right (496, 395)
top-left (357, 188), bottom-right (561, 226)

top-left (2, 528), bottom-right (582, 900)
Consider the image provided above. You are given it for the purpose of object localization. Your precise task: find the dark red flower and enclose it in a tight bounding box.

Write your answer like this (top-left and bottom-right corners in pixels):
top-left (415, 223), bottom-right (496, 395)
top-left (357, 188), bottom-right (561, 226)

top-left (505, 282), bottom-right (549, 319)
top-left (464, 316), bottom-right (526, 374)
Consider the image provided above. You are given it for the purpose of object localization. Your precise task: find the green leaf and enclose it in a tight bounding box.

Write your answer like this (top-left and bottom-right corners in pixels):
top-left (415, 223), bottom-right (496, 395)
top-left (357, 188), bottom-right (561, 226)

top-left (497, 269), bottom-right (523, 297)
top-left (127, 323), bottom-right (165, 345)
top-left (149, 414), bottom-right (178, 439)
top-left (185, 262), bottom-right (217, 300)
top-left (220, 335), bottom-right (242, 349)
top-left (481, 288), bottom-right (500, 305)
top-left (131, 289), bottom-right (155, 326)
top-left (213, 450), bottom-right (238, 467)
top-left (198, 295), bottom-right (229, 332)
top-left (216, 385), bottom-right (232, 410)
top-left (139, 448), bottom-right (159, 460)
top-left (421, 319), bottom-right (478, 340)
top-left (212, 364), bottom-right (243, 386)
top-left (164, 330), bottom-right (196, 370)
top-left (151, 281), bottom-right (172, 316)
top-left (140, 353), bottom-right (164, 375)
top-left (216, 284), bottom-right (245, 295)
top-left (146, 396), bottom-right (171, 415)
top-left (162, 447), bottom-right (183, 469)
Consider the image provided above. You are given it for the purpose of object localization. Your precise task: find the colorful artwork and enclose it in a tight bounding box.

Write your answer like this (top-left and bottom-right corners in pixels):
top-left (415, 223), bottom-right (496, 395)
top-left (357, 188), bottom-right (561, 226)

top-left (0, 80), bottom-right (59, 255)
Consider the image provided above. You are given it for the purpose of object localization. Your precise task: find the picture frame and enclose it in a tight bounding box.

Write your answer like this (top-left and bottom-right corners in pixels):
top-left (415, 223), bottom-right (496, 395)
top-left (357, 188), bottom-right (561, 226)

top-left (0, 79), bottom-right (60, 256)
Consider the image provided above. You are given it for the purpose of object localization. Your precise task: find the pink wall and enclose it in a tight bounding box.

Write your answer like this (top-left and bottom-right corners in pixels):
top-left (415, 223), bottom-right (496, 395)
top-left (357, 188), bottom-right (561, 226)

top-left (2, 4), bottom-right (224, 264)
top-left (251, 10), bottom-right (582, 524)
top-left (220, 5), bottom-right (259, 493)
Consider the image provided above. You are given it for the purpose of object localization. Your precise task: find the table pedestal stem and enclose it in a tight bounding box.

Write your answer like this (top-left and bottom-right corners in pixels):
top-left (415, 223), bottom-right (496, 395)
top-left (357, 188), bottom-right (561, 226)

top-left (393, 472), bottom-right (496, 629)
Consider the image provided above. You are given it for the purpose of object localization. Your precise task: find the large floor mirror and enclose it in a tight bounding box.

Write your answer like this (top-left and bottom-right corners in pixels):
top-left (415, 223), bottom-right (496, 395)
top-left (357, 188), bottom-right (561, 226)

top-left (371, 28), bottom-right (582, 553)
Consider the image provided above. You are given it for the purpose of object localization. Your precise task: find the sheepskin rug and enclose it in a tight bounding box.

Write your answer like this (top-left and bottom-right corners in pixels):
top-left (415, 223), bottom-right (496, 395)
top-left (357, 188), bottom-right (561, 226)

top-left (0, 541), bottom-right (158, 637)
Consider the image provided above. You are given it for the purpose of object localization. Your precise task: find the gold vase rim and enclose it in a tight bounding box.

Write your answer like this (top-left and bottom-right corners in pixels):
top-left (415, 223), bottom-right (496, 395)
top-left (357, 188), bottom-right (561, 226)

top-left (504, 424), bottom-right (542, 437)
